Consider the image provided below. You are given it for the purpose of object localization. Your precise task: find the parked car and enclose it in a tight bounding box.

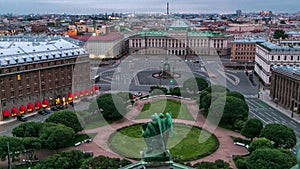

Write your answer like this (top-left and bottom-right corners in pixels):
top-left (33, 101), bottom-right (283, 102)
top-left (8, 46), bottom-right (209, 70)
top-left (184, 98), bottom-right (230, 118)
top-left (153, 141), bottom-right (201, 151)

top-left (17, 114), bottom-right (28, 122)
top-left (51, 107), bottom-right (58, 111)
top-left (83, 138), bottom-right (92, 143)
top-left (38, 109), bottom-right (51, 116)
top-left (38, 110), bottom-right (46, 115)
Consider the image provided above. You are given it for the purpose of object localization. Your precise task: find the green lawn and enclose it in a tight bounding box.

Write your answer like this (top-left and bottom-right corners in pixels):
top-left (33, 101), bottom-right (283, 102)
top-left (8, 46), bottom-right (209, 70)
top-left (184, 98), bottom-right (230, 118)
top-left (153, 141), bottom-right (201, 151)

top-left (136, 99), bottom-right (194, 121)
top-left (108, 123), bottom-right (219, 161)
top-left (84, 120), bottom-right (111, 130)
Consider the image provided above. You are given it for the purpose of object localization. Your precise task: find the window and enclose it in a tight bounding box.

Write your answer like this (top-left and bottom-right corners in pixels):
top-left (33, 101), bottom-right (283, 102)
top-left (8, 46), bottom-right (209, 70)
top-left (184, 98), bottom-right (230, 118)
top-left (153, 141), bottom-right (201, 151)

top-left (278, 56), bottom-right (280, 60)
top-left (271, 55), bottom-right (274, 60)
top-left (284, 56), bottom-right (287, 60)
top-left (291, 56), bottom-right (294, 60)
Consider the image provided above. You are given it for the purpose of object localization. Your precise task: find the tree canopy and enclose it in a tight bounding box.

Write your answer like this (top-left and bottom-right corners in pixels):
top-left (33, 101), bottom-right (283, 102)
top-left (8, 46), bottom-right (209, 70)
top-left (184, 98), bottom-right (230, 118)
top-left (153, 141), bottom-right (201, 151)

top-left (209, 96), bottom-right (248, 125)
top-left (203, 85), bottom-right (229, 93)
top-left (96, 94), bottom-right (127, 121)
top-left (82, 156), bottom-right (131, 169)
top-left (273, 29), bottom-right (287, 39)
top-left (193, 160), bottom-right (233, 169)
top-left (248, 138), bottom-right (273, 153)
top-left (241, 118), bottom-right (263, 141)
top-left (149, 86), bottom-right (168, 95)
top-left (183, 77), bottom-right (209, 94)
top-left (12, 122), bottom-right (44, 138)
top-left (45, 110), bottom-right (83, 133)
top-left (34, 150), bottom-right (86, 169)
top-left (259, 123), bottom-right (296, 149)
top-left (246, 148), bottom-right (295, 169)
top-left (0, 136), bottom-right (24, 161)
top-left (39, 124), bottom-right (75, 152)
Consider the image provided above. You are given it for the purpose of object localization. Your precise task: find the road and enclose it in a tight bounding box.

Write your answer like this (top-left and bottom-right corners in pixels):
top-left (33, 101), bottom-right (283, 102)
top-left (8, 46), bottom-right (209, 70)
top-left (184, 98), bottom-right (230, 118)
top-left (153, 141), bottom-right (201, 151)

top-left (0, 113), bottom-right (50, 137)
top-left (0, 101), bottom-right (89, 137)
top-left (247, 98), bottom-right (300, 154)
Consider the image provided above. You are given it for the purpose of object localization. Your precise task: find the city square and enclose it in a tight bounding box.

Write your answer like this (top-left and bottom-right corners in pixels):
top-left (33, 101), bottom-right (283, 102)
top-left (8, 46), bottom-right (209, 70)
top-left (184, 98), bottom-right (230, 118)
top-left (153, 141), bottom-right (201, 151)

top-left (0, 1), bottom-right (300, 169)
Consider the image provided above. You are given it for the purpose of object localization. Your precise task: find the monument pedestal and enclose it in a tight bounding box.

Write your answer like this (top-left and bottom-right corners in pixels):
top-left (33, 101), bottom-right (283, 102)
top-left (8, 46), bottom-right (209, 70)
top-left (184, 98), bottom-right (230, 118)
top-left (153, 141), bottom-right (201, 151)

top-left (141, 149), bottom-right (172, 163)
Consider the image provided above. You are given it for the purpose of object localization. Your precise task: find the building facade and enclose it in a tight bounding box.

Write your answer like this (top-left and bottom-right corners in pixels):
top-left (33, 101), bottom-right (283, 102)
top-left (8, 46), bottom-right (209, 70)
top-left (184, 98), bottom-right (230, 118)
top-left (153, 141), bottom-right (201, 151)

top-left (231, 39), bottom-right (265, 67)
top-left (270, 66), bottom-right (300, 113)
top-left (254, 41), bottom-right (300, 85)
top-left (71, 33), bottom-right (128, 61)
top-left (128, 31), bottom-right (233, 57)
top-left (0, 38), bottom-right (91, 120)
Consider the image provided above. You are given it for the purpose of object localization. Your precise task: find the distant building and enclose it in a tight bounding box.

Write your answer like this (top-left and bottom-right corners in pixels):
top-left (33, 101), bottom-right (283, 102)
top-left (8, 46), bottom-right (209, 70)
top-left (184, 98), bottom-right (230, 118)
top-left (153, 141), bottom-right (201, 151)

top-left (270, 66), bottom-right (300, 113)
top-left (254, 41), bottom-right (300, 85)
top-left (128, 20), bottom-right (233, 57)
top-left (230, 39), bottom-right (265, 68)
top-left (226, 25), bottom-right (265, 40)
top-left (236, 10), bottom-right (242, 17)
top-left (285, 32), bottom-right (300, 40)
top-left (70, 33), bottom-right (128, 61)
top-left (0, 37), bottom-right (91, 120)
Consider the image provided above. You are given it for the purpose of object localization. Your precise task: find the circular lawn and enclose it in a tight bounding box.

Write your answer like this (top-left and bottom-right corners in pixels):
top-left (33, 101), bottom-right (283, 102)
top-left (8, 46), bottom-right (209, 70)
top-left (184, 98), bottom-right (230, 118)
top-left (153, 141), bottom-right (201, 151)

top-left (108, 123), bottom-right (219, 161)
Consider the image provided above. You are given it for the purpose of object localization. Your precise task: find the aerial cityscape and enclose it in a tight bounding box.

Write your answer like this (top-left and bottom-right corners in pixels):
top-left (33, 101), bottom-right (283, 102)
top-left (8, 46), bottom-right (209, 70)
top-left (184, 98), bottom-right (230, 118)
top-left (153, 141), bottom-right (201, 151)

top-left (0, 1), bottom-right (300, 169)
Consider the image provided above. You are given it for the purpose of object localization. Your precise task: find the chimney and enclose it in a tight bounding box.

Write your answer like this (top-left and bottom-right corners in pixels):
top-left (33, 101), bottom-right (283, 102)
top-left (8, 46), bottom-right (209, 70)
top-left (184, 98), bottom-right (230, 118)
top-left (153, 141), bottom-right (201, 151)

top-left (167, 2), bottom-right (169, 15)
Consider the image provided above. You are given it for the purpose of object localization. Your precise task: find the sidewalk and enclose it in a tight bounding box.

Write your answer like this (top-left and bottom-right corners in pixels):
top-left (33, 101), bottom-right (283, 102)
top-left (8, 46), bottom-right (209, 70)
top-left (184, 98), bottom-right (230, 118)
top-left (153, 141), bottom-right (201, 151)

top-left (259, 89), bottom-right (300, 124)
top-left (0, 112), bottom-right (38, 125)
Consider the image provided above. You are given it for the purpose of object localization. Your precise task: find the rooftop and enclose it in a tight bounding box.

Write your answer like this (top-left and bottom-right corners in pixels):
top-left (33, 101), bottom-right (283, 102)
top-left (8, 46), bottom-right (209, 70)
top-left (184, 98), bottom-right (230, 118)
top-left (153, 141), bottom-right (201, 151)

top-left (258, 41), bottom-right (300, 51)
top-left (233, 39), bottom-right (265, 43)
top-left (272, 65), bottom-right (300, 80)
top-left (0, 37), bottom-right (86, 67)
top-left (136, 31), bottom-right (230, 37)
top-left (70, 33), bottom-right (123, 42)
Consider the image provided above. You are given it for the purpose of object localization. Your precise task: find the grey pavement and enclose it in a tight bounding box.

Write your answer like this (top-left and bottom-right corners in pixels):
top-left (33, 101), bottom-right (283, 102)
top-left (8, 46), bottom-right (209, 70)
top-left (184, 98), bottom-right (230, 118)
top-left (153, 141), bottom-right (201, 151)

top-left (259, 89), bottom-right (300, 123)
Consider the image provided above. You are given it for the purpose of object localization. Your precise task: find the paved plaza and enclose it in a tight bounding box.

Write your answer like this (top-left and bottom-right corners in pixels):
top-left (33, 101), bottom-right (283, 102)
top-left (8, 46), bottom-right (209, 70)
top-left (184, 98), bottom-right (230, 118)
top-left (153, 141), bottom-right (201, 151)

top-left (74, 96), bottom-right (248, 169)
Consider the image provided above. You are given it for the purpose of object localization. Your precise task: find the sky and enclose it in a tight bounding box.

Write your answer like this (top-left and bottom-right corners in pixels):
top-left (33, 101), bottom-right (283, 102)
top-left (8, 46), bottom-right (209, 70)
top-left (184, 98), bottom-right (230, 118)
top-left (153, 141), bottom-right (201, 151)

top-left (0, 0), bottom-right (299, 14)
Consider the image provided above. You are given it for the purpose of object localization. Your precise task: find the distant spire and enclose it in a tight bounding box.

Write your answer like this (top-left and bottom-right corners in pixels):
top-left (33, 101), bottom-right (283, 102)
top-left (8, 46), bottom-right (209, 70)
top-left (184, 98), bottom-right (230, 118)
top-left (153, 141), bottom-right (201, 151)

top-left (167, 2), bottom-right (169, 15)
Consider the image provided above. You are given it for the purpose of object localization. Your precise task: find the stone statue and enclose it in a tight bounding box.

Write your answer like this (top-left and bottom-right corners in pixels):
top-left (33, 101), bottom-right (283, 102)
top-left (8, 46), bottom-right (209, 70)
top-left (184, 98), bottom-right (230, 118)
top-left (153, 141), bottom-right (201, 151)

top-left (141, 111), bottom-right (173, 162)
top-left (291, 142), bottom-right (300, 169)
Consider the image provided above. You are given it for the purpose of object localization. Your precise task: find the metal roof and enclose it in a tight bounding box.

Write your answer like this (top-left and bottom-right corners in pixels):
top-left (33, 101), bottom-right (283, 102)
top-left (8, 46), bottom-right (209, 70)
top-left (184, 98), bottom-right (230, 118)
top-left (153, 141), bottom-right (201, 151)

top-left (272, 65), bottom-right (300, 81)
top-left (0, 37), bottom-right (86, 67)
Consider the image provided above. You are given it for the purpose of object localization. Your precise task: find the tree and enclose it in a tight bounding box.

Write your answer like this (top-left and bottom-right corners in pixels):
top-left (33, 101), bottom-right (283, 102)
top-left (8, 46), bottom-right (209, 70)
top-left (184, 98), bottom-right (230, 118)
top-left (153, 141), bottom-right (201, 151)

top-left (96, 94), bottom-right (127, 121)
top-left (35, 150), bottom-right (90, 169)
top-left (193, 160), bottom-right (233, 169)
top-left (45, 110), bottom-right (83, 133)
top-left (22, 137), bottom-right (42, 165)
top-left (248, 138), bottom-right (273, 153)
top-left (209, 96), bottom-right (248, 126)
top-left (227, 91), bottom-right (245, 102)
top-left (200, 92), bottom-right (227, 111)
top-left (83, 156), bottom-right (131, 169)
top-left (246, 148), bottom-right (295, 169)
top-left (116, 92), bottom-right (133, 102)
top-left (241, 118), bottom-right (263, 141)
top-left (0, 136), bottom-right (24, 162)
top-left (259, 123), bottom-right (296, 149)
top-left (12, 122), bottom-right (44, 138)
top-left (169, 87), bottom-right (181, 96)
top-left (280, 20), bottom-right (286, 24)
top-left (203, 85), bottom-right (229, 93)
top-left (39, 124), bottom-right (75, 153)
top-left (273, 29), bottom-right (287, 39)
top-left (149, 86), bottom-right (168, 95)
top-left (183, 77), bottom-right (209, 94)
